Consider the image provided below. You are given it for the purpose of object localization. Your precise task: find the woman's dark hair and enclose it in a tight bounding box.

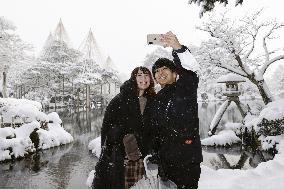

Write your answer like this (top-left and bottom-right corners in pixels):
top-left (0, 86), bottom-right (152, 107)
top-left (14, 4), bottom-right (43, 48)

top-left (130, 66), bottom-right (156, 97)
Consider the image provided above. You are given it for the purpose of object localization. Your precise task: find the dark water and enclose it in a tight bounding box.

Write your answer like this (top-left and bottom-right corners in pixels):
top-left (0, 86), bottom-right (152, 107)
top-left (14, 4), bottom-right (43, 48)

top-left (0, 102), bottom-right (273, 188)
top-left (198, 102), bottom-right (273, 170)
top-left (0, 109), bottom-right (103, 189)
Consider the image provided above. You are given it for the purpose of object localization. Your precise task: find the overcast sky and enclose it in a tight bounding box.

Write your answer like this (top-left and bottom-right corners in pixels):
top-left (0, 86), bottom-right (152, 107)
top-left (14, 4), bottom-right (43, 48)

top-left (1, 0), bottom-right (284, 77)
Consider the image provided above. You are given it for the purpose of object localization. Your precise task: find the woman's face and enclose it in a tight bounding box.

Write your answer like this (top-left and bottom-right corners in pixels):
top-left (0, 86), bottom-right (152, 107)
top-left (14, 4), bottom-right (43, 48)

top-left (136, 69), bottom-right (151, 90)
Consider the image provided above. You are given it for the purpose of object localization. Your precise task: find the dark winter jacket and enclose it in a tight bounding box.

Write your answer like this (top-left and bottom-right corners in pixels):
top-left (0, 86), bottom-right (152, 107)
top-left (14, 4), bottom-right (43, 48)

top-left (101, 80), bottom-right (154, 157)
top-left (93, 79), bottom-right (154, 189)
top-left (151, 46), bottom-right (203, 167)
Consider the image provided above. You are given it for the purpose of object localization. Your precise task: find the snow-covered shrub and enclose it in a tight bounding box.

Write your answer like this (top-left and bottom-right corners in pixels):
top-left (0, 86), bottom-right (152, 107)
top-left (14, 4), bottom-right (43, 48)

top-left (260, 135), bottom-right (281, 153)
top-left (242, 126), bottom-right (261, 149)
top-left (245, 100), bottom-right (284, 136)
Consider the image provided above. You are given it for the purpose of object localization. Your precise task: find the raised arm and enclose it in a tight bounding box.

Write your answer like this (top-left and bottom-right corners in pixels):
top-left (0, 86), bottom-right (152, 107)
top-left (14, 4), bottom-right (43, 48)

top-left (161, 31), bottom-right (201, 77)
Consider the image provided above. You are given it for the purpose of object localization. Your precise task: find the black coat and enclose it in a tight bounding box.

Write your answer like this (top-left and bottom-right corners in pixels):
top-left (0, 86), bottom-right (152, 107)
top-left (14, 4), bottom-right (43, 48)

top-left (151, 46), bottom-right (203, 167)
top-left (93, 80), bottom-right (154, 189)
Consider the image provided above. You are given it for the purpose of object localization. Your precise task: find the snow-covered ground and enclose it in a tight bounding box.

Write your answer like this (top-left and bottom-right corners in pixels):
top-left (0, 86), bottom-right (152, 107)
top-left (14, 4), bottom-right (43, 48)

top-left (0, 98), bottom-right (73, 161)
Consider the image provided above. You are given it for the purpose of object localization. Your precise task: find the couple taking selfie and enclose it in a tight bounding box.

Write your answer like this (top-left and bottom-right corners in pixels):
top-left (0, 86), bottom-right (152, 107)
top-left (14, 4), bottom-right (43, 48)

top-left (92, 31), bottom-right (202, 189)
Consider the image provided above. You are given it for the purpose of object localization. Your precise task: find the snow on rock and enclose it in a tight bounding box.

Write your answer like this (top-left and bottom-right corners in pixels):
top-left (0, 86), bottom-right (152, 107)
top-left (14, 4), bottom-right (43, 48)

top-left (88, 136), bottom-right (101, 158)
top-left (9, 137), bottom-right (34, 158)
top-left (38, 123), bottom-right (73, 150)
top-left (224, 122), bottom-right (243, 135)
top-left (0, 127), bottom-right (15, 138)
top-left (47, 112), bottom-right (62, 125)
top-left (0, 121), bottom-right (73, 161)
top-left (36, 111), bottom-right (49, 123)
top-left (0, 136), bottom-right (34, 161)
top-left (202, 130), bottom-right (241, 146)
top-left (15, 121), bottom-right (40, 138)
top-left (0, 149), bottom-right (11, 161)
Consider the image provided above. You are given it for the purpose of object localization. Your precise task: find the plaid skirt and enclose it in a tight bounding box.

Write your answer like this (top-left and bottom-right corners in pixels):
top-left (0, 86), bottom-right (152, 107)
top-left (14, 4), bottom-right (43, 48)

top-left (124, 158), bottom-right (145, 189)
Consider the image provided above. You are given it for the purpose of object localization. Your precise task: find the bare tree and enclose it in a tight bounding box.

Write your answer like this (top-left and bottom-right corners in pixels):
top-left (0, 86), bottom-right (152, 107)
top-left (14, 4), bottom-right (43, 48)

top-left (196, 10), bottom-right (284, 104)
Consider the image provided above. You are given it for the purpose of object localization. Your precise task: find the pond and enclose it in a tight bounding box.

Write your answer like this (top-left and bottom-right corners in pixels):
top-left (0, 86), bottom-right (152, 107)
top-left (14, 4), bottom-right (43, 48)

top-left (0, 102), bottom-right (274, 189)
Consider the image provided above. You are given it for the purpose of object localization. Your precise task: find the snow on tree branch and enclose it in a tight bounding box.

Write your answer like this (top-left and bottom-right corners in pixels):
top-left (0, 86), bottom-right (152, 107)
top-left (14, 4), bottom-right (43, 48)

top-left (196, 10), bottom-right (283, 104)
top-left (210, 55), bottom-right (247, 77)
top-left (188, 0), bottom-right (243, 17)
top-left (260, 55), bottom-right (284, 76)
top-left (262, 22), bottom-right (284, 63)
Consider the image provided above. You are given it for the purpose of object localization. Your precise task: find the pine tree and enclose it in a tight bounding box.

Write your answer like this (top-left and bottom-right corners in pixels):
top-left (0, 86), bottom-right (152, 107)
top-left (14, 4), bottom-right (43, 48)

top-left (188, 0), bottom-right (243, 17)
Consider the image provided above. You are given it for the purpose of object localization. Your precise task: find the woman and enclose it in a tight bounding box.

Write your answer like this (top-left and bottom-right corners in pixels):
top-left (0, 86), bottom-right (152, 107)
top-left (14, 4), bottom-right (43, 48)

top-left (93, 66), bottom-right (155, 189)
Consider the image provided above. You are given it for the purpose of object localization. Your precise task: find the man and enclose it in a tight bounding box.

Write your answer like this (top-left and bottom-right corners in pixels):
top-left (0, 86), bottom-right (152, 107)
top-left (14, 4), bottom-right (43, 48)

top-left (150, 32), bottom-right (202, 189)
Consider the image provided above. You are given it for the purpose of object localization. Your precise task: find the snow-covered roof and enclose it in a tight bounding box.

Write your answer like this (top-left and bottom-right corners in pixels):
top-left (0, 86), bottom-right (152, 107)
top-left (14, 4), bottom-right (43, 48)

top-left (217, 73), bottom-right (246, 83)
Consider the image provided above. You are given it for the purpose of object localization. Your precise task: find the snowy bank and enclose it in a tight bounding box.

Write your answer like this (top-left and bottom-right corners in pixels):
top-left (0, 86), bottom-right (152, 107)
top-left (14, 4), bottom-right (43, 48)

top-left (201, 130), bottom-right (241, 146)
top-left (0, 98), bottom-right (73, 161)
top-left (0, 118), bottom-right (73, 161)
top-left (88, 136), bottom-right (101, 158)
top-left (199, 137), bottom-right (284, 189)
top-left (0, 98), bottom-right (45, 123)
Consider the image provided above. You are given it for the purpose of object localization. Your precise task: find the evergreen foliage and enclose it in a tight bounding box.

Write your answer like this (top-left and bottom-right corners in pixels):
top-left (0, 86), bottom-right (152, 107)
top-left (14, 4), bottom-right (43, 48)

top-left (258, 118), bottom-right (284, 136)
top-left (189, 0), bottom-right (243, 17)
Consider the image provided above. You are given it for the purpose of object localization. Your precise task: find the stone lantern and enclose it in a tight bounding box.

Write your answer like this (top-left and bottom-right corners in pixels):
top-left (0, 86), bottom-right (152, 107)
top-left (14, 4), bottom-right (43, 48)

top-left (218, 73), bottom-right (245, 98)
top-left (209, 73), bottom-right (247, 135)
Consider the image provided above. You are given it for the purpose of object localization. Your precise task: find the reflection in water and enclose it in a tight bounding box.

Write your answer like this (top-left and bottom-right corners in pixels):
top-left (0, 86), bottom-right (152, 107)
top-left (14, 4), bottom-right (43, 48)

top-left (202, 146), bottom-right (274, 170)
top-left (199, 101), bottom-right (273, 170)
top-left (27, 152), bottom-right (48, 172)
top-left (0, 102), bottom-right (275, 188)
top-left (0, 109), bottom-right (104, 189)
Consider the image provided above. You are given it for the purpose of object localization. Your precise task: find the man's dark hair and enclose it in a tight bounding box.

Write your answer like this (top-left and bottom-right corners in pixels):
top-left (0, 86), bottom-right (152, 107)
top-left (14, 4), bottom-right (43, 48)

top-left (152, 58), bottom-right (176, 75)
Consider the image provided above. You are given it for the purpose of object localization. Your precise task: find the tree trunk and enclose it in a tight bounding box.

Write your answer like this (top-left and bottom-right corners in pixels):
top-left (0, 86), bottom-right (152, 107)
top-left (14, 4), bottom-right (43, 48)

top-left (86, 84), bottom-right (90, 109)
top-left (2, 69), bottom-right (8, 98)
top-left (254, 79), bottom-right (273, 105)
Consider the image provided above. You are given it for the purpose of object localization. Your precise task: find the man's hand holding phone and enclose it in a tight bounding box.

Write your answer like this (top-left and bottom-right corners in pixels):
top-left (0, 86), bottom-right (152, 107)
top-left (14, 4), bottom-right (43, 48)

top-left (147, 31), bottom-right (182, 50)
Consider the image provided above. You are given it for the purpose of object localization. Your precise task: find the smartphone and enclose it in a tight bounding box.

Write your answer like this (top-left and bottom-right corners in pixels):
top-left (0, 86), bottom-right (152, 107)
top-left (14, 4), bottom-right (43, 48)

top-left (147, 34), bottom-right (164, 46)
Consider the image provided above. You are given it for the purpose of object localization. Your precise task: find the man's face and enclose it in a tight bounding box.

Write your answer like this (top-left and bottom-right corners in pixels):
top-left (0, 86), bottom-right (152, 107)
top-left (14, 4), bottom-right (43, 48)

top-left (154, 66), bottom-right (177, 88)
